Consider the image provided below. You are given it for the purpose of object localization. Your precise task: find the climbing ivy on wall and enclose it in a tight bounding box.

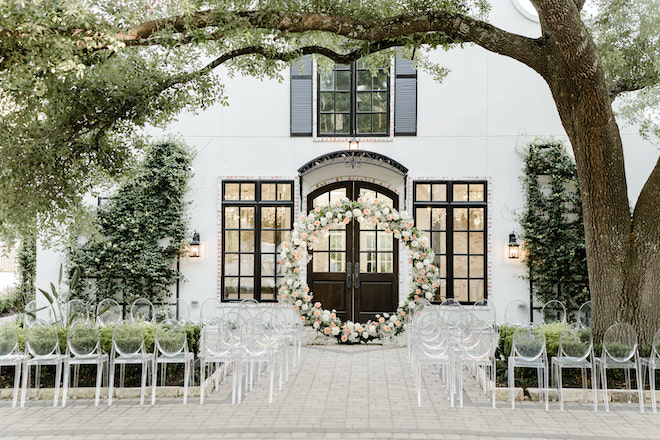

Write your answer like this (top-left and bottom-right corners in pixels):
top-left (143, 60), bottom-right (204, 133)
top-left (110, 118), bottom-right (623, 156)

top-left (68, 141), bottom-right (193, 305)
top-left (16, 231), bottom-right (37, 306)
top-left (520, 140), bottom-right (589, 313)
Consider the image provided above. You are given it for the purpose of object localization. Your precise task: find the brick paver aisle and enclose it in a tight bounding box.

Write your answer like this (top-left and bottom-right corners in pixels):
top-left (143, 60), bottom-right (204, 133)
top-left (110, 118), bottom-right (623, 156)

top-left (1, 345), bottom-right (659, 439)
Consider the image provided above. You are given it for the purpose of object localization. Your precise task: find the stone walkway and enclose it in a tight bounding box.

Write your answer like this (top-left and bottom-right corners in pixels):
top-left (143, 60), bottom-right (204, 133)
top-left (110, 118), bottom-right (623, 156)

top-left (1, 345), bottom-right (660, 439)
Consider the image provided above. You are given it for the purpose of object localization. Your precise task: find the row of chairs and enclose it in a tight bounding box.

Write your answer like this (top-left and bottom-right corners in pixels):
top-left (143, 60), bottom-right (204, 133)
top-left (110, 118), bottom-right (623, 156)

top-left (23, 297), bottom-right (188, 327)
top-left (508, 321), bottom-right (654, 412)
top-left (0, 298), bottom-right (302, 408)
top-left (410, 300), bottom-right (499, 408)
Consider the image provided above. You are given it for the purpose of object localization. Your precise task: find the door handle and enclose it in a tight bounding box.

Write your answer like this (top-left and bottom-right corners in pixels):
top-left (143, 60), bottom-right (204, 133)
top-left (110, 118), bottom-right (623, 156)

top-left (346, 262), bottom-right (352, 288)
top-left (354, 262), bottom-right (360, 288)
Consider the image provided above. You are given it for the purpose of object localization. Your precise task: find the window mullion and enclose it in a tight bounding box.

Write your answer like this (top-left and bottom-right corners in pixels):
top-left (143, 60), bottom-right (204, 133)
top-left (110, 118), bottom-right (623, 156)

top-left (351, 62), bottom-right (356, 136)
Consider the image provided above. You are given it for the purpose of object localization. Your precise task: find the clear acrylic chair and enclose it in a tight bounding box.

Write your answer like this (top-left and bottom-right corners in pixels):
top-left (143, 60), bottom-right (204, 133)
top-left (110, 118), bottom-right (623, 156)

top-left (508, 323), bottom-right (549, 410)
top-left (595, 322), bottom-right (644, 412)
top-left (640, 328), bottom-right (660, 412)
top-left (108, 320), bottom-right (154, 405)
top-left (156, 300), bottom-right (192, 324)
top-left (62, 319), bottom-right (108, 406)
top-left (412, 309), bottom-right (452, 407)
top-left (577, 301), bottom-right (592, 328)
top-left (456, 316), bottom-right (499, 408)
top-left (551, 323), bottom-right (596, 411)
top-left (0, 323), bottom-right (28, 407)
top-left (96, 298), bottom-right (123, 326)
top-left (65, 299), bottom-right (89, 326)
top-left (472, 298), bottom-right (497, 328)
top-left (199, 318), bottom-right (235, 404)
top-left (152, 319), bottom-right (194, 404)
top-left (23, 300), bottom-right (38, 327)
top-left (199, 298), bottom-right (222, 323)
top-left (541, 300), bottom-right (566, 324)
top-left (130, 298), bottom-right (155, 323)
top-left (241, 318), bottom-right (280, 404)
top-left (21, 321), bottom-right (65, 407)
top-left (504, 299), bottom-right (530, 325)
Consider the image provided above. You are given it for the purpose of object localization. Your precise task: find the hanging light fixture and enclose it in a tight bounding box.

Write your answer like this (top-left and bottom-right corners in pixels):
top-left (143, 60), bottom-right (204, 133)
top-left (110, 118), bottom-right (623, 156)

top-left (189, 231), bottom-right (201, 258)
top-left (347, 138), bottom-right (360, 150)
top-left (508, 232), bottom-right (520, 259)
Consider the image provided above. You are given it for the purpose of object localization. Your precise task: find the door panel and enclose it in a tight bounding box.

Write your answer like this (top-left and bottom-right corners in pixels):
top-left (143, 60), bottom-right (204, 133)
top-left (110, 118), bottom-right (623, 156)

top-left (307, 181), bottom-right (398, 322)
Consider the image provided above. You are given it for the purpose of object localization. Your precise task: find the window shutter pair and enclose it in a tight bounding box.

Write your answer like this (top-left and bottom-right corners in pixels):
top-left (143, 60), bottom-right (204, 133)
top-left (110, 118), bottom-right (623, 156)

top-left (290, 56), bottom-right (417, 137)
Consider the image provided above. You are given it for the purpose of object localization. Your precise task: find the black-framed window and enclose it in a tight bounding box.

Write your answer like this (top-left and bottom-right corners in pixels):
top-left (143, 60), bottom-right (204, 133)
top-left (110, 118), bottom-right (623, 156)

top-left (413, 181), bottom-right (487, 303)
top-left (318, 61), bottom-right (389, 137)
top-left (222, 181), bottom-right (294, 302)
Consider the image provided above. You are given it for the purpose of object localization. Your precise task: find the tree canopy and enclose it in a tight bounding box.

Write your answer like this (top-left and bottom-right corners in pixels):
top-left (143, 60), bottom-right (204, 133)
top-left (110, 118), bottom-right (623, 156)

top-left (2, 0), bottom-right (660, 340)
top-left (0, 0), bottom-right (657, 235)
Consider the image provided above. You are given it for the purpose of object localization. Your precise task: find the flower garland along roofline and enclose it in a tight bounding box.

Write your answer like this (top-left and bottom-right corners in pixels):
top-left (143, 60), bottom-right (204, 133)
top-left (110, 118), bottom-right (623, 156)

top-left (278, 196), bottom-right (439, 344)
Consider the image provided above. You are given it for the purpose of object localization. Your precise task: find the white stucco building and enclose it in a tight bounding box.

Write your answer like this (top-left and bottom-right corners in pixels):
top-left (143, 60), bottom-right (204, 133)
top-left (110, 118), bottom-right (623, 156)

top-left (35, 0), bottom-right (659, 325)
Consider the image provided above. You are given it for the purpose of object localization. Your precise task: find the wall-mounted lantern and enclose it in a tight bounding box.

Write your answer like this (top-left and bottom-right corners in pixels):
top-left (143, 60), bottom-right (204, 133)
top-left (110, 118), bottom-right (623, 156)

top-left (189, 231), bottom-right (201, 258)
top-left (508, 232), bottom-right (520, 259)
top-left (347, 138), bottom-right (360, 150)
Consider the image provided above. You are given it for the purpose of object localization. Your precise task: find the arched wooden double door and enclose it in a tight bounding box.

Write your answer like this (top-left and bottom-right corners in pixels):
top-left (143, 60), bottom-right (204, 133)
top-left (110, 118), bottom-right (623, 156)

top-left (307, 181), bottom-right (399, 323)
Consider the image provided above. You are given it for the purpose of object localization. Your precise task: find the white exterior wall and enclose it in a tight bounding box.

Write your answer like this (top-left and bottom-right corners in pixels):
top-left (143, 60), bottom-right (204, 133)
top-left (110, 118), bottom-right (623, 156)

top-left (36, 1), bottom-right (659, 324)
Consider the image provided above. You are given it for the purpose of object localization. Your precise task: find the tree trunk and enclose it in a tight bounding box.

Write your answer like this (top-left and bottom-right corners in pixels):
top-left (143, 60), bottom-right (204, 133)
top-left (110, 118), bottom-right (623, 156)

top-left (535, 1), bottom-right (660, 344)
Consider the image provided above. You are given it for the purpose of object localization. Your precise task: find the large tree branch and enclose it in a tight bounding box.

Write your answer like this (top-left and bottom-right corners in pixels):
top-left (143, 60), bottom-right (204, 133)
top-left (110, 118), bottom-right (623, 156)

top-left (116, 10), bottom-right (547, 75)
top-left (608, 72), bottom-right (660, 99)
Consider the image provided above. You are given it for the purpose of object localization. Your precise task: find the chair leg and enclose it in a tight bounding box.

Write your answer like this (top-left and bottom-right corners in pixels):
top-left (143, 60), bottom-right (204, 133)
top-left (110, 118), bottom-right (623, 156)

top-left (591, 363), bottom-right (597, 412)
top-left (637, 365), bottom-right (644, 413)
top-left (108, 361), bottom-right (115, 406)
top-left (53, 362), bottom-right (62, 407)
top-left (557, 365), bottom-right (564, 411)
top-left (12, 363), bottom-right (21, 408)
top-left (651, 366), bottom-right (657, 413)
top-left (151, 360), bottom-right (157, 406)
top-left (199, 360), bottom-right (205, 405)
top-left (508, 362), bottom-right (515, 409)
top-left (140, 360), bottom-right (148, 406)
top-left (601, 366), bottom-right (609, 412)
top-left (183, 360), bottom-right (190, 405)
top-left (20, 363), bottom-right (29, 407)
top-left (95, 362), bottom-right (103, 406)
top-left (62, 362), bottom-right (70, 407)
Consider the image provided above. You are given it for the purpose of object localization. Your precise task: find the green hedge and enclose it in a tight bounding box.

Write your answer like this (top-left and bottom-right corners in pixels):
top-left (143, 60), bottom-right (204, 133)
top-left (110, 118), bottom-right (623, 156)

top-left (9, 322), bottom-right (201, 356)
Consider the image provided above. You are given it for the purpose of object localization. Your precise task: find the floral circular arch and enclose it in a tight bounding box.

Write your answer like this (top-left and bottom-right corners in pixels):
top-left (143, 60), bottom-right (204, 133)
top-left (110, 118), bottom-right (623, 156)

top-left (278, 196), bottom-right (439, 343)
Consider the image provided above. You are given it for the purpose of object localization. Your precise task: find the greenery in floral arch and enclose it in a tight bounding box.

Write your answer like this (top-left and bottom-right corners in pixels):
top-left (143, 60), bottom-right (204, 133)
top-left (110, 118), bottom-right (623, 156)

top-left (520, 139), bottom-right (589, 313)
top-left (278, 196), bottom-right (439, 344)
top-left (68, 141), bottom-right (193, 305)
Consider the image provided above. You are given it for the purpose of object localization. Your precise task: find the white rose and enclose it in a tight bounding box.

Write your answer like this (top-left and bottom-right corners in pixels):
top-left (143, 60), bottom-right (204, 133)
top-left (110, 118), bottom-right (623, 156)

top-left (400, 211), bottom-right (409, 219)
top-left (352, 209), bottom-right (362, 217)
top-left (416, 262), bottom-right (424, 270)
top-left (424, 259), bottom-right (431, 266)
top-left (321, 218), bottom-right (328, 226)
top-left (425, 292), bottom-right (433, 300)
top-left (382, 207), bottom-right (390, 215)
top-left (313, 321), bottom-right (320, 329)
top-left (344, 211), bottom-right (353, 219)
top-left (402, 231), bottom-right (410, 238)
top-left (392, 213), bottom-right (400, 220)
top-left (357, 216), bottom-right (365, 223)
top-left (331, 327), bottom-right (340, 336)
top-left (362, 331), bottom-right (369, 339)
top-left (411, 240), bottom-right (419, 248)
top-left (325, 212), bottom-right (333, 219)
top-left (301, 304), bottom-right (309, 311)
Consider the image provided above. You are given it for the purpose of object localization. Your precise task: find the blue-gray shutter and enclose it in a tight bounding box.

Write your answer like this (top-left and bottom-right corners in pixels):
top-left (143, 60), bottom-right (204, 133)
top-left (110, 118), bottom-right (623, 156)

top-left (394, 57), bottom-right (417, 136)
top-left (290, 56), bottom-right (313, 136)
